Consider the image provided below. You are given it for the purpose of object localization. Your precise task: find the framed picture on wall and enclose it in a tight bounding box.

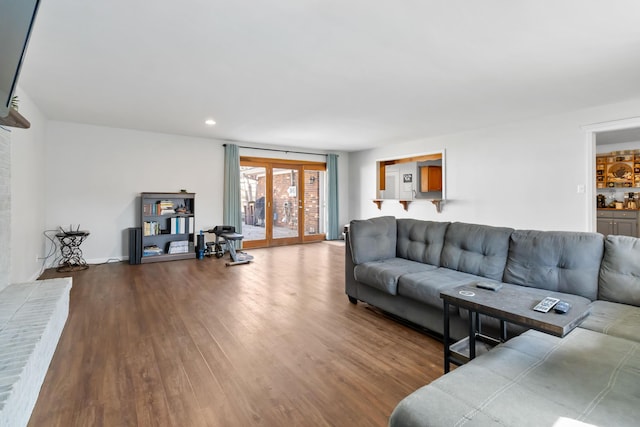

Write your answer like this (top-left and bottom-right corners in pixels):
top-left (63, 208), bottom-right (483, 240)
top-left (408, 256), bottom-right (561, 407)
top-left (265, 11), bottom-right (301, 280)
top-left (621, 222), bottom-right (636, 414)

top-left (403, 174), bottom-right (412, 183)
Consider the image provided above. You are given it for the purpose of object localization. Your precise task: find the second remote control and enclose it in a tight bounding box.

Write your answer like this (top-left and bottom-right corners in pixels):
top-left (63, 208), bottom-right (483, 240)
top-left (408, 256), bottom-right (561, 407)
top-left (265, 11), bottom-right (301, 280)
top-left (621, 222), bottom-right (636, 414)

top-left (476, 282), bottom-right (503, 291)
top-left (533, 297), bottom-right (560, 313)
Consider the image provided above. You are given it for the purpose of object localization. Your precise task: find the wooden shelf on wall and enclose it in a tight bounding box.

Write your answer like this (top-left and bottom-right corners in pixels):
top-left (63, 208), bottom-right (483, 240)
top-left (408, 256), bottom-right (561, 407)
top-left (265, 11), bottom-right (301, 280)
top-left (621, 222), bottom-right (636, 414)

top-left (373, 198), bottom-right (443, 212)
top-left (399, 200), bottom-right (411, 211)
top-left (0, 109), bottom-right (30, 129)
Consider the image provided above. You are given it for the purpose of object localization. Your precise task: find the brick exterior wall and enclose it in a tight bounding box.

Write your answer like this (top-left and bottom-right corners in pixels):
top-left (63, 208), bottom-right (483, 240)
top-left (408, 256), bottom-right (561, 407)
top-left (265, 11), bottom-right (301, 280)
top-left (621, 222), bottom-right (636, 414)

top-left (272, 171), bottom-right (298, 229)
top-left (254, 170), bottom-right (323, 234)
top-left (304, 171), bottom-right (320, 234)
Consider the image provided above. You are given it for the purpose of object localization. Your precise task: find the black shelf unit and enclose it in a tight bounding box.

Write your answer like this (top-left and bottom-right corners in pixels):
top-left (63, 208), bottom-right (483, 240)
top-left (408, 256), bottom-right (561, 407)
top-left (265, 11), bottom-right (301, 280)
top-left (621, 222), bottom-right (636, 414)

top-left (140, 192), bottom-right (195, 263)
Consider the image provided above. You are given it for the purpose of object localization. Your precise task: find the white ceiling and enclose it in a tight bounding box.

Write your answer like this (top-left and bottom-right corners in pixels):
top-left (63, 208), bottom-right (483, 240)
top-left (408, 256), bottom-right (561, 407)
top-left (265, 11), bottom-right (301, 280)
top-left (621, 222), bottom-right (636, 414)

top-left (18, 0), bottom-right (640, 152)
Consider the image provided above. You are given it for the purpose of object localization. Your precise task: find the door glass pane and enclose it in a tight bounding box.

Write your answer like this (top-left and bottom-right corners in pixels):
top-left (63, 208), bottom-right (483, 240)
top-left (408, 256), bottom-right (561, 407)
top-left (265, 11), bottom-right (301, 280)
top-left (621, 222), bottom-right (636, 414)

top-left (272, 168), bottom-right (299, 239)
top-left (240, 166), bottom-right (266, 242)
top-left (304, 170), bottom-right (325, 236)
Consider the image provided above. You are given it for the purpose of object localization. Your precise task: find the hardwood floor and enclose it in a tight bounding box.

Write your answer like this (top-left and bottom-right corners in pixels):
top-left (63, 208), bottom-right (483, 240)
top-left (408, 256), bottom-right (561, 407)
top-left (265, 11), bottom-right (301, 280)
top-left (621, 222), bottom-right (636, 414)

top-left (30, 242), bottom-right (444, 427)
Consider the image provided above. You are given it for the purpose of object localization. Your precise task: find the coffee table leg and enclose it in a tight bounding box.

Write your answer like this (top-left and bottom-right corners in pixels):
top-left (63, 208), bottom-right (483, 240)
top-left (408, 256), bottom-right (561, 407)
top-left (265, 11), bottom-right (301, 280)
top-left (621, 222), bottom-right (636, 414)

top-left (469, 310), bottom-right (476, 360)
top-left (500, 320), bottom-right (507, 342)
top-left (443, 301), bottom-right (450, 373)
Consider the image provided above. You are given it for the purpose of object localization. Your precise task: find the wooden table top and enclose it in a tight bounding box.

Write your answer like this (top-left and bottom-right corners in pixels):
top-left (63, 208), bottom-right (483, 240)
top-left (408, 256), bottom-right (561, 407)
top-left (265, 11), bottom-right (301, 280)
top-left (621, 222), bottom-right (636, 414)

top-left (440, 282), bottom-right (592, 337)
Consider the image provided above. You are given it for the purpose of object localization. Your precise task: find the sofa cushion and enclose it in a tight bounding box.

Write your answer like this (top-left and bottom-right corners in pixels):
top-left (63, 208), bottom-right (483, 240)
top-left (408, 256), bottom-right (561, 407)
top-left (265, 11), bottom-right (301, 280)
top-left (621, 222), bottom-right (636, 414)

top-left (579, 300), bottom-right (640, 343)
top-left (396, 219), bottom-right (449, 266)
top-left (599, 235), bottom-right (640, 306)
top-left (354, 258), bottom-right (437, 295)
top-left (390, 328), bottom-right (640, 427)
top-left (503, 230), bottom-right (603, 300)
top-left (398, 268), bottom-right (498, 310)
top-left (349, 216), bottom-right (397, 265)
top-left (440, 222), bottom-right (513, 281)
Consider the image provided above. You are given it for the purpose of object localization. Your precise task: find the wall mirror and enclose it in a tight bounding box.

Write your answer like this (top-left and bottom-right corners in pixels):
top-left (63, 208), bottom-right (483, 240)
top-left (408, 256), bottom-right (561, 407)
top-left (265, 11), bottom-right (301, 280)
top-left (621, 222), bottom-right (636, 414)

top-left (376, 151), bottom-right (445, 202)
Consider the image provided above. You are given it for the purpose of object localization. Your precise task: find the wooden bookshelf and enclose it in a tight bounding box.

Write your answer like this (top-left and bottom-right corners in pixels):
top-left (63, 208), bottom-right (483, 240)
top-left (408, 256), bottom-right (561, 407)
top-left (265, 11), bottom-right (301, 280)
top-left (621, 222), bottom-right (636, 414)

top-left (140, 192), bottom-right (195, 263)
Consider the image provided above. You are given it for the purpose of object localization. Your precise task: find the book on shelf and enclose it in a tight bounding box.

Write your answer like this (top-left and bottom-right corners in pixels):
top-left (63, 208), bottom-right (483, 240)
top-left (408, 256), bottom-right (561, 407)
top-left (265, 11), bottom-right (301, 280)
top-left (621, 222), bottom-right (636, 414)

top-left (143, 203), bottom-right (168, 216)
top-left (143, 245), bottom-right (163, 256)
top-left (157, 200), bottom-right (175, 215)
top-left (168, 240), bottom-right (189, 254)
top-left (143, 221), bottom-right (161, 236)
top-left (169, 217), bottom-right (189, 234)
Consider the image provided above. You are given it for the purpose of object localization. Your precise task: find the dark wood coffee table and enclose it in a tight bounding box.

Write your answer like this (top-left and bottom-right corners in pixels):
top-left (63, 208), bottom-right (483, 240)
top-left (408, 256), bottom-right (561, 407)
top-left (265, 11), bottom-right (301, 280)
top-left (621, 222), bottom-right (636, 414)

top-left (440, 282), bottom-right (592, 373)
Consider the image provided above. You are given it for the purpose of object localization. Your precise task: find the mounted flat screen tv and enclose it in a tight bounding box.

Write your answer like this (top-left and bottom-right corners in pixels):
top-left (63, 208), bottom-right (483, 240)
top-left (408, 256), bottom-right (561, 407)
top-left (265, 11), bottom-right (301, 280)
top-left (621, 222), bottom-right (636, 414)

top-left (0, 0), bottom-right (41, 118)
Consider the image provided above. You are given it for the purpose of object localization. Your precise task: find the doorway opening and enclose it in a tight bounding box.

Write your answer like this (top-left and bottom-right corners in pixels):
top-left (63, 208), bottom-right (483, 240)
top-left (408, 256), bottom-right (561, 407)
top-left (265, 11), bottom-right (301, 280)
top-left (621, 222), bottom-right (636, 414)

top-left (584, 117), bottom-right (640, 233)
top-left (240, 157), bottom-right (327, 248)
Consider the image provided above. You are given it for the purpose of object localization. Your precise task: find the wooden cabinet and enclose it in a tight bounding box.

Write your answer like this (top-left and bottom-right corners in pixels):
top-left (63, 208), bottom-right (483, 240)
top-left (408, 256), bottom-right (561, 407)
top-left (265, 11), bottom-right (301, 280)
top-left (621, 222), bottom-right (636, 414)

top-left (596, 153), bottom-right (639, 189)
top-left (140, 192), bottom-right (195, 263)
top-left (615, 219), bottom-right (637, 237)
top-left (596, 209), bottom-right (639, 237)
top-left (596, 217), bottom-right (614, 236)
top-left (420, 166), bottom-right (442, 192)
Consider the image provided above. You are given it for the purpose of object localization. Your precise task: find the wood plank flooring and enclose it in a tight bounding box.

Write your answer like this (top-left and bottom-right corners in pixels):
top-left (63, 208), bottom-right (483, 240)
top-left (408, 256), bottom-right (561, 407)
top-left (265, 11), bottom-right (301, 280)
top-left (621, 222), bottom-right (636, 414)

top-left (30, 242), bottom-right (444, 427)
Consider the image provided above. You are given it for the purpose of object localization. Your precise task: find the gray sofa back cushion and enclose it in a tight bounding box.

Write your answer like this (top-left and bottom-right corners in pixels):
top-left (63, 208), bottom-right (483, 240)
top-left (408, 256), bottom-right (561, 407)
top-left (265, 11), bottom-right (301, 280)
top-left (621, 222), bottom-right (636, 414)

top-left (503, 230), bottom-right (603, 300)
top-left (349, 216), bottom-right (397, 265)
top-left (440, 222), bottom-right (513, 281)
top-left (397, 219), bottom-right (449, 266)
top-left (599, 235), bottom-right (640, 306)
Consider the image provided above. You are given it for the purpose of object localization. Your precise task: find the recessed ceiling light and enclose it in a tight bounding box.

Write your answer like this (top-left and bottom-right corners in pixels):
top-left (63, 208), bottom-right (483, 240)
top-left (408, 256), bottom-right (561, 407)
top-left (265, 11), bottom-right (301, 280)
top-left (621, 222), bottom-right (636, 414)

top-left (205, 119), bottom-right (216, 126)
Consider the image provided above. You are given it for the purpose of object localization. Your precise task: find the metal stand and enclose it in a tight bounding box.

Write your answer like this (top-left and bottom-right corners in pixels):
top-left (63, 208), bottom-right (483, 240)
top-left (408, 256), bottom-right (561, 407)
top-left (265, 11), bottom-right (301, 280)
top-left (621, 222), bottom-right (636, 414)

top-left (56, 231), bottom-right (90, 272)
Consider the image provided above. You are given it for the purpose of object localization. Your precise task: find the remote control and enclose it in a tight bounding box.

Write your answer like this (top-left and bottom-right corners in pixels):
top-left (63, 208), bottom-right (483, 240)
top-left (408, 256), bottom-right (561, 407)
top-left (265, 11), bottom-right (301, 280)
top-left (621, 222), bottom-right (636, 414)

top-left (476, 282), bottom-right (503, 291)
top-left (533, 297), bottom-right (560, 313)
top-left (554, 301), bottom-right (571, 314)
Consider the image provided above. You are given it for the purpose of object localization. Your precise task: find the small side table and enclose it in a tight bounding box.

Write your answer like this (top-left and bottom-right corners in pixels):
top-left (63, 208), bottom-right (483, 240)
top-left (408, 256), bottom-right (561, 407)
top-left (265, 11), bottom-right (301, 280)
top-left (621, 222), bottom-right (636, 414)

top-left (441, 282), bottom-right (592, 373)
top-left (56, 231), bottom-right (90, 272)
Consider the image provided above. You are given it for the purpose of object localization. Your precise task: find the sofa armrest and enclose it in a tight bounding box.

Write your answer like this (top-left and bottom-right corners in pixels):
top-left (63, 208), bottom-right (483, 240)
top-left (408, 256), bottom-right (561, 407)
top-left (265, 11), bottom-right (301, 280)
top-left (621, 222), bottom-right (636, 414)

top-left (348, 216), bottom-right (397, 264)
top-left (344, 231), bottom-right (358, 299)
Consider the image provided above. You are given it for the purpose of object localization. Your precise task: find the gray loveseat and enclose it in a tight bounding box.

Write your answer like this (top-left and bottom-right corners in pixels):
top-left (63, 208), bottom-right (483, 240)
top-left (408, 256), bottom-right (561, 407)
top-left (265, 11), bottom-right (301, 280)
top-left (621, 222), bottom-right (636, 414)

top-left (345, 216), bottom-right (640, 426)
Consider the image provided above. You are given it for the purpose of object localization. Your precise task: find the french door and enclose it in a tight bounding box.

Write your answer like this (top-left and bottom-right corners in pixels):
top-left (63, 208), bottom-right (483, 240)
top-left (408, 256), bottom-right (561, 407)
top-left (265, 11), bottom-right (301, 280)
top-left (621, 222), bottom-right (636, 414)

top-left (240, 157), bottom-right (326, 248)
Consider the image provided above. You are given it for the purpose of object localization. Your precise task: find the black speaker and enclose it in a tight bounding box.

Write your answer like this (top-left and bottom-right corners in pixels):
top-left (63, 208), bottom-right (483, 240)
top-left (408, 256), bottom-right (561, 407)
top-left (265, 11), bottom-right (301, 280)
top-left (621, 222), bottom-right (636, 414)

top-left (128, 227), bottom-right (142, 265)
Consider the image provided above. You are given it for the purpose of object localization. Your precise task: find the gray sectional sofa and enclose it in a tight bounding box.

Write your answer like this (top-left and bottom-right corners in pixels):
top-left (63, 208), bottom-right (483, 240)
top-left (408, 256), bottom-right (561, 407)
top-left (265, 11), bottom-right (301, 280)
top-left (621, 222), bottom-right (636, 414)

top-left (345, 216), bottom-right (640, 426)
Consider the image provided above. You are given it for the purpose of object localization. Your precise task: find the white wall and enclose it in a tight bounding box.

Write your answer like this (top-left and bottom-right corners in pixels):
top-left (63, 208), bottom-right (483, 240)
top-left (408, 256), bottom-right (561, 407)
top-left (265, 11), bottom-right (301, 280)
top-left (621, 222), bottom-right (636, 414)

top-left (15, 90), bottom-right (640, 277)
top-left (9, 88), bottom-right (48, 282)
top-left (0, 127), bottom-right (10, 290)
top-left (43, 122), bottom-right (226, 265)
top-left (348, 97), bottom-right (640, 232)
top-left (40, 123), bottom-right (350, 267)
